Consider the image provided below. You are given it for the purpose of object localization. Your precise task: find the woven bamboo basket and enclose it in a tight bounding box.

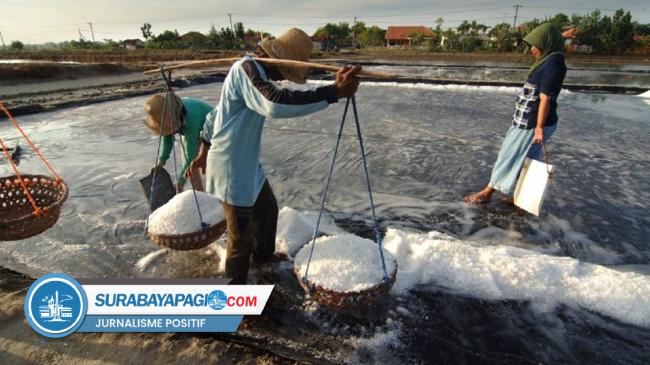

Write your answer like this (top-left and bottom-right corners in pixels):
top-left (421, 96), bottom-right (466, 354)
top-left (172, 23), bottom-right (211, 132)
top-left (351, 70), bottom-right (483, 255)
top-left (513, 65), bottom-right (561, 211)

top-left (148, 219), bottom-right (227, 251)
top-left (294, 259), bottom-right (398, 309)
top-left (0, 175), bottom-right (68, 241)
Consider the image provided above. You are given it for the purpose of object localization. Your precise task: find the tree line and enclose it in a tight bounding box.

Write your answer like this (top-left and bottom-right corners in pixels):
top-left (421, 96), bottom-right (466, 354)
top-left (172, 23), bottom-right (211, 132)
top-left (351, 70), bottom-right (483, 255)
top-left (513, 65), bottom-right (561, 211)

top-left (2, 8), bottom-right (648, 54)
top-left (139, 22), bottom-right (269, 50)
top-left (313, 9), bottom-right (647, 54)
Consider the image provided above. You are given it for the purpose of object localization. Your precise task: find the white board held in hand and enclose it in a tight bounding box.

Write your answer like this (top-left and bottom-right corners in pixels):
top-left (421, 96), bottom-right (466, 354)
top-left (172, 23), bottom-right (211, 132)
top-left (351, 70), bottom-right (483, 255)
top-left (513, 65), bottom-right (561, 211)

top-left (513, 158), bottom-right (554, 216)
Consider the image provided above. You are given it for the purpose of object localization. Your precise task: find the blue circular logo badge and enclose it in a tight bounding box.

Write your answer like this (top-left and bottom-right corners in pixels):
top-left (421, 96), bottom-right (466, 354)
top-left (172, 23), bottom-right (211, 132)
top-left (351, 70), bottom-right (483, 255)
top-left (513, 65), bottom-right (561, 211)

top-left (206, 290), bottom-right (228, 310)
top-left (24, 273), bottom-right (87, 338)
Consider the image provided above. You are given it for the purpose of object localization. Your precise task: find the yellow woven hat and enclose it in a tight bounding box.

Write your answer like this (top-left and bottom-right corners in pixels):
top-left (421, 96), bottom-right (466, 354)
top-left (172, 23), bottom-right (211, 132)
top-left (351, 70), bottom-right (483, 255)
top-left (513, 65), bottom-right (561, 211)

top-left (259, 28), bottom-right (313, 84)
top-left (143, 94), bottom-right (183, 136)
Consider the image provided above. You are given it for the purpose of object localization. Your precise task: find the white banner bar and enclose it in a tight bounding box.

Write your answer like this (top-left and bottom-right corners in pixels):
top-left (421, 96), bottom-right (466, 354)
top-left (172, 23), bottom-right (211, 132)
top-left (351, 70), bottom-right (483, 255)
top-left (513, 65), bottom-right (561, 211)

top-left (83, 285), bottom-right (273, 315)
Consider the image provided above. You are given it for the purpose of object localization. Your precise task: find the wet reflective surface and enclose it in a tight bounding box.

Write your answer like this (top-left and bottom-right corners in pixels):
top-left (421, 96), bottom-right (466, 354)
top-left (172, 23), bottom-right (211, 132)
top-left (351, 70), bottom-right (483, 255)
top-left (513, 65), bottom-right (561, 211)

top-left (367, 64), bottom-right (650, 88)
top-left (1, 78), bottom-right (649, 363)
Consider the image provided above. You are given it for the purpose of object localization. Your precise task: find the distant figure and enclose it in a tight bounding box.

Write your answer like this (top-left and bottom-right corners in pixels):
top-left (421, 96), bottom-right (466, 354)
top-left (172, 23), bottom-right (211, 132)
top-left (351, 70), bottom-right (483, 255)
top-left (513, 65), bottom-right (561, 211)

top-left (464, 23), bottom-right (568, 204)
top-left (144, 94), bottom-right (212, 193)
top-left (188, 28), bottom-right (361, 284)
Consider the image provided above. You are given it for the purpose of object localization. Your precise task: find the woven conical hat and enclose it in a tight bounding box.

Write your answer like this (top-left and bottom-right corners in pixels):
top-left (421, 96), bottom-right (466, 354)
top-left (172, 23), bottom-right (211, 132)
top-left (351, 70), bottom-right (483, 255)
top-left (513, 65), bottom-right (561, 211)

top-left (259, 28), bottom-right (313, 83)
top-left (144, 94), bottom-right (182, 136)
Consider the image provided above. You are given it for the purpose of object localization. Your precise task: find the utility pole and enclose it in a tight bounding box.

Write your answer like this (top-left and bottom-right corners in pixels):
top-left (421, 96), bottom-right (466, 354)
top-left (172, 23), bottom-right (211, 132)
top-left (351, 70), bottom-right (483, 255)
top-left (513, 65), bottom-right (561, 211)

top-left (0, 31), bottom-right (5, 49)
top-left (87, 22), bottom-right (96, 43)
top-left (227, 13), bottom-right (235, 49)
top-left (227, 13), bottom-right (233, 33)
top-left (513, 4), bottom-right (522, 29)
top-left (78, 29), bottom-right (87, 42)
top-left (352, 16), bottom-right (357, 49)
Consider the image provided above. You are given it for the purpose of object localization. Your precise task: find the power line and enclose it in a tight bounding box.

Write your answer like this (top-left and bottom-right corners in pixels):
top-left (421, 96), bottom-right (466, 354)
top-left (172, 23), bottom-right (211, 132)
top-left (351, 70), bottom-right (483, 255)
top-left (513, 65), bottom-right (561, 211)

top-left (356, 6), bottom-right (514, 18)
top-left (524, 5), bottom-right (649, 12)
top-left (4, 5), bottom-right (649, 31)
top-left (233, 6), bottom-right (513, 19)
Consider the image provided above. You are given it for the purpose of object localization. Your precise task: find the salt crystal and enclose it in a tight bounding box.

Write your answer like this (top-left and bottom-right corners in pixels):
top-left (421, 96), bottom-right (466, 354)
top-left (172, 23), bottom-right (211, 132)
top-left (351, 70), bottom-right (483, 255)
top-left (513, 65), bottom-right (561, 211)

top-left (382, 228), bottom-right (650, 328)
top-left (148, 191), bottom-right (224, 235)
top-left (294, 234), bottom-right (397, 293)
top-left (275, 207), bottom-right (343, 257)
top-left (136, 248), bottom-right (169, 271)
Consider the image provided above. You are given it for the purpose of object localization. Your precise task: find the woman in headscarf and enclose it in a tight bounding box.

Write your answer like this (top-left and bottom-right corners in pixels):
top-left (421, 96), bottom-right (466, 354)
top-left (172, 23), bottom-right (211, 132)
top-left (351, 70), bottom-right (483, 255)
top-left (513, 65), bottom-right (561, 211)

top-left (464, 23), bottom-right (568, 204)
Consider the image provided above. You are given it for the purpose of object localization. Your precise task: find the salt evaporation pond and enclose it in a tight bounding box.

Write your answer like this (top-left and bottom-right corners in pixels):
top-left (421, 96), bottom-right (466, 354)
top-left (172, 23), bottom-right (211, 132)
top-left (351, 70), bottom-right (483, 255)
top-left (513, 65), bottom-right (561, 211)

top-left (1, 77), bottom-right (649, 363)
top-left (366, 63), bottom-right (650, 88)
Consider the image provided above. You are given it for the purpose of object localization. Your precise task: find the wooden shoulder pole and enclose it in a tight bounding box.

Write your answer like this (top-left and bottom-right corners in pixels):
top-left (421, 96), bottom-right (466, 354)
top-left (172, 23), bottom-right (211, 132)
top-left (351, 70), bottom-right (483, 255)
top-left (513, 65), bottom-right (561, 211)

top-left (143, 57), bottom-right (398, 79)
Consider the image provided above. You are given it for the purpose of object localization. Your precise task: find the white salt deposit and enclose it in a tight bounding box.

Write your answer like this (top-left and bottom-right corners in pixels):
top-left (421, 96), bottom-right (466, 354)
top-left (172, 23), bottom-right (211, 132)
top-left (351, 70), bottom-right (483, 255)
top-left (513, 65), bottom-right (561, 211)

top-left (308, 80), bottom-right (520, 93)
top-left (136, 248), bottom-right (169, 271)
top-left (275, 207), bottom-right (342, 257)
top-left (382, 228), bottom-right (650, 328)
top-left (208, 237), bottom-right (228, 272)
top-left (147, 191), bottom-right (224, 235)
top-left (294, 234), bottom-right (397, 293)
top-left (187, 206), bottom-right (650, 327)
top-left (637, 90), bottom-right (650, 105)
top-left (308, 80), bottom-right (576, 96)
top-left (112, 172), bottom-right (135, 181)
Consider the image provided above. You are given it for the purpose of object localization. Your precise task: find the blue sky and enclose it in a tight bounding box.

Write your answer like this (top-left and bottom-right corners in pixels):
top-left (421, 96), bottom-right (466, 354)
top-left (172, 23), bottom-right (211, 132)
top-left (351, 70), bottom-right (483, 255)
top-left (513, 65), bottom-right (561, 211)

top-left (2, 0), bottom-right (649, 44)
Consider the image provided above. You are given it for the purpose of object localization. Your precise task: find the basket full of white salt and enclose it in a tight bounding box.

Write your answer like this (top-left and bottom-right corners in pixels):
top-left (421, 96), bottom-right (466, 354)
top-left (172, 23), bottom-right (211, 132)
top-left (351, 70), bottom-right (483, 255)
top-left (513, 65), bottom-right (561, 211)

top-left (293, 234), bottom-right (397, 308)
top-left (147, 190), bottom-right (226, 250)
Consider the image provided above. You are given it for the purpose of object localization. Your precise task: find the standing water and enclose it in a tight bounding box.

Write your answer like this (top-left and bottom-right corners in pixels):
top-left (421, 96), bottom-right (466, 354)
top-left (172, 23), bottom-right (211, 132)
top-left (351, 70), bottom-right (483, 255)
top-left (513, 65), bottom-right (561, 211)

top-left (1, 69), bottom-right (649, 363)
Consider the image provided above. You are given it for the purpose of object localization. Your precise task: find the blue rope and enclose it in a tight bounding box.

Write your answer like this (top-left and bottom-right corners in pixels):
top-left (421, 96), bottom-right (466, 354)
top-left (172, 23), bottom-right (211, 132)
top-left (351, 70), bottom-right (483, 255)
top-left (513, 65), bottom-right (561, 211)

top-left (302, 96), bottom-right (390, 286)
top-left (145, 67), bottom-right (206, 234)
top-left (170, 100), bottom-right (180, 188)
top-left (351, 96), bottom-right (390, 282)
top-left (302, 98), bottom-right (350, 287)
top-left (144, 70), bottom-right (169, 234)
top-left (179, 131), bottom-right (208, 231)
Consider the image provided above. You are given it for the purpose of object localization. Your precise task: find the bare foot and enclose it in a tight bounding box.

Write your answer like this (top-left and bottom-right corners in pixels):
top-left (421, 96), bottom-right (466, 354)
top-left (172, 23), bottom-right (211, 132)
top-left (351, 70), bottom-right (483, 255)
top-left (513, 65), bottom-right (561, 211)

top-left (464, 191), bottom-right (492, 204)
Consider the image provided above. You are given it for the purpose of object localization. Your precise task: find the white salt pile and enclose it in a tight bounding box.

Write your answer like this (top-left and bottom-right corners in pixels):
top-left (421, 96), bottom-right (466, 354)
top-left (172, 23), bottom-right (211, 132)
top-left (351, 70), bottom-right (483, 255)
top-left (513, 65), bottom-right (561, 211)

top-left (638, 90), bottom-right (650, 105)
top-left (294, 234), bottom-right (397, 293)
top-left (275, 207), bottom-right (342, 257)
top-left (382, 228), bottom-right (650, 328)
top-left (199, 207), bottom-right (650, 327)
top-left (148, 191), bottom-right (224, 235)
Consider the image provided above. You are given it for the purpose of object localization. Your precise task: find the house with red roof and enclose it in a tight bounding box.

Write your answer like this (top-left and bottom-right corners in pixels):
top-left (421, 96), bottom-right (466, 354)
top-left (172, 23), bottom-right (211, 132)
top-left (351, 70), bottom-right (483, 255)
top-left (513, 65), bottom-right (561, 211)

top-left (311, 35), bottom-right (333, 51)
top-left (386, 26), bottom-right (435, 47)
top-left (630, 34), bottom-right (649, 54)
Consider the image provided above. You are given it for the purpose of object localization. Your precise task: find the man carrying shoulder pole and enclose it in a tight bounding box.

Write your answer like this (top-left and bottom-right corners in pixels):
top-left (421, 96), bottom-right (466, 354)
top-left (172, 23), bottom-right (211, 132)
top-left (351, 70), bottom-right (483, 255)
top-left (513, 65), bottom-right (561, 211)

top-left (188, 28), bottom-right (361, 284)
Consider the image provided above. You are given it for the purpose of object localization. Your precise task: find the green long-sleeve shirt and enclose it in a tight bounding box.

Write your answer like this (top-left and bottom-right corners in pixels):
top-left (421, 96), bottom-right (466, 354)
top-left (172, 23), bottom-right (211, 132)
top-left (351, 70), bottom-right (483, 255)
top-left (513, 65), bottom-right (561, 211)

top-left (158, 98), bottom-right (213, 185)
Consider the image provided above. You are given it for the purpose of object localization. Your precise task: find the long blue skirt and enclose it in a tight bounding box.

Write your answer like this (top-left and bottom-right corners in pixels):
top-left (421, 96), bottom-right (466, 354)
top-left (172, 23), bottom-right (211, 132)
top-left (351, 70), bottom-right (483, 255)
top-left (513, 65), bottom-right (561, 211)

top-left (489, 125), bottom-right (556, 194)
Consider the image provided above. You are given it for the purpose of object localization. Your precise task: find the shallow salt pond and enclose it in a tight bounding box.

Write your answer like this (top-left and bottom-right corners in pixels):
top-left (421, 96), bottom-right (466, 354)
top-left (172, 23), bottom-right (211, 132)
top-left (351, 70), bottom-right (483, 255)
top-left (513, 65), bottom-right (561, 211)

top-left (1, 79), bottom-right (649, 363)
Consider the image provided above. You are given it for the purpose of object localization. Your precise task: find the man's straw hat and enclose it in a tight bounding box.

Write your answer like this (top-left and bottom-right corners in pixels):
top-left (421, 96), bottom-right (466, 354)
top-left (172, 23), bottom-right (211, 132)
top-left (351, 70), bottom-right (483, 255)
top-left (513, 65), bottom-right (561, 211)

top-left (259, 28), bottom-right (313, 84)
top-left (144, 94), bottom-right (183, 136)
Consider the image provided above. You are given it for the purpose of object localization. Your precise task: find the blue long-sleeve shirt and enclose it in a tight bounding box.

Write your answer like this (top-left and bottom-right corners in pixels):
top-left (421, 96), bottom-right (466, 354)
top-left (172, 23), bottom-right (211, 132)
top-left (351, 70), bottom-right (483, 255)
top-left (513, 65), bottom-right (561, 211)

top-left (202, 56), bottom-right (339, 206)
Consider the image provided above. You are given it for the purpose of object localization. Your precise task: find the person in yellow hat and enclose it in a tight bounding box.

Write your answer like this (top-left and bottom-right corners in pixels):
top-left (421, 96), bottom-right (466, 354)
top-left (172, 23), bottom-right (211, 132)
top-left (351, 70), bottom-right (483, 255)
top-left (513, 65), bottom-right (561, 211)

top-left (188, 28), bottom-right (362, 284)
top-left (144, 93), bottom-right (213, 193)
